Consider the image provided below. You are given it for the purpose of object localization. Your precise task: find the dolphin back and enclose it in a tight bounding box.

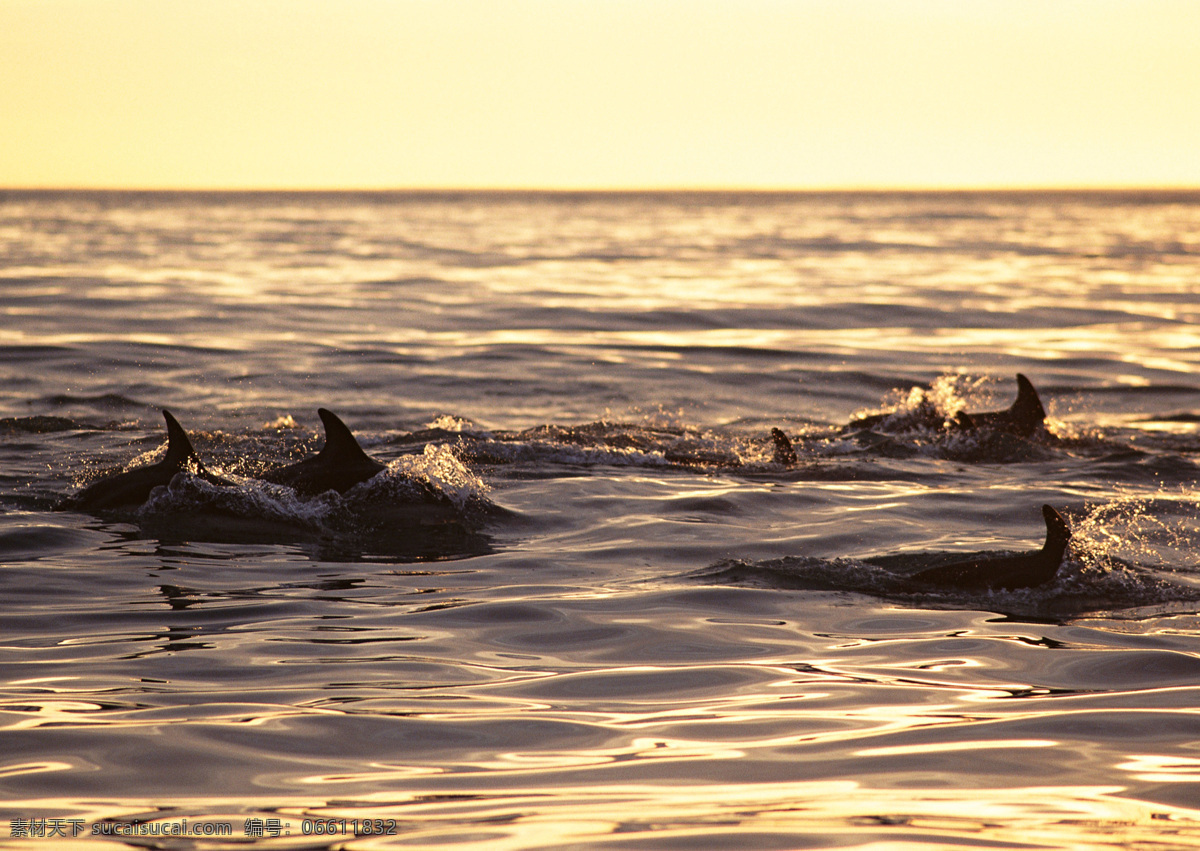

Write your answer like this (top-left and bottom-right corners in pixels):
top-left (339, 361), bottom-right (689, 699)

top-left (262, 409), bottom-right (386, 497)
top-left (907, 503), bottom-right (1071, 591)
top-left (66, 410), bottom-right (205, 511)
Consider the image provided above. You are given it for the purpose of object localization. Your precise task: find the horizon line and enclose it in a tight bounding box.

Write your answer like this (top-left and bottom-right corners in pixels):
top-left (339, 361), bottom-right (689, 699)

top-left (6, 184), bottom-right (1200, 195)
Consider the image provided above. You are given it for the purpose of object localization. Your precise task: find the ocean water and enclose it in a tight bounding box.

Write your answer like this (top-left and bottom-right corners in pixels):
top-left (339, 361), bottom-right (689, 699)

top-left (2, 189), bottom-right (1200, 848)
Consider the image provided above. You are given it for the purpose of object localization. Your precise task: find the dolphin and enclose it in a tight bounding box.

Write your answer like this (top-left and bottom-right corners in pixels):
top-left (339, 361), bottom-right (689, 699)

top-left (846, 373), bottom-right (1047, 436)
top-left (261, 408), bottom-right (386, 497)
top-left (907, 504), bottom-right (1072, 591)
top-left (771, 428), bottom-right (797, 465)
top-left (66, 410), bottom-right (225, 511)
top-left (954, 373), bottom-right (1047, 437)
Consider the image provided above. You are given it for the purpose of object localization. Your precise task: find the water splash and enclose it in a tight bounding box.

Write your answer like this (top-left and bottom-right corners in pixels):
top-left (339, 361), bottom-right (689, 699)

top-left (1069, 490), bottom-right (1200, 573)
top-left (602, 404), bottom-right (689, 431)
top-left (857, 373), bottom-right (984, 430)
top-left (426, 413), bottom-right (483, 433)
top-left (384, 443), bottom-right (491, 508)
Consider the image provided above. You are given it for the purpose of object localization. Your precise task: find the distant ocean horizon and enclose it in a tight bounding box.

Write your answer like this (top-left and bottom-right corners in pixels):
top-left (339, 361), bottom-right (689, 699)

top-left (6, 185), bottom-right (1200, 195)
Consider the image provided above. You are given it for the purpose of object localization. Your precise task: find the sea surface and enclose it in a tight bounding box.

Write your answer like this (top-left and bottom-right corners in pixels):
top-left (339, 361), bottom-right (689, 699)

top-left (2, 189), bottom-right (1200, 849)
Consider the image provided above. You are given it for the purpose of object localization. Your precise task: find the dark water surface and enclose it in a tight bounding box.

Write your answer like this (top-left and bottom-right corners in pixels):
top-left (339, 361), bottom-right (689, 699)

top-left (2, 190), bottom-right (1200, 848)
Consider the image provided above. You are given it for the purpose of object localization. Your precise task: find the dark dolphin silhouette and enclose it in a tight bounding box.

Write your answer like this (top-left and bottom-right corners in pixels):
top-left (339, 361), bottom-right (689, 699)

top-left (261, 408), bottom-right (386, 497)
top-left (955, 373), bottom-right (1047, 437)
top-left (66, 410), bottom-right (224, 511)
top-left (907, 504), bottom-right (1072, 591)
top-left (771, 428), bottom-right (797, 465)
top-left (846, 373), bottom-right (1047, 437)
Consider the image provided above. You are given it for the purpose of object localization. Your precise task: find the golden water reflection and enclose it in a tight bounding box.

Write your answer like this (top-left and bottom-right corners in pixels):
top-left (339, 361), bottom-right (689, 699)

top-left (317, 782), bottom-right (1200, 850)
top-left (11, 782), bottom-right (1194, 851)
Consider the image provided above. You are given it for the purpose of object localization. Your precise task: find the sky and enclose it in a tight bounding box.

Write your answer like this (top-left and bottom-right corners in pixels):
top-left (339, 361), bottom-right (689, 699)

top-left (3, 0), bottom-right (1200, 190)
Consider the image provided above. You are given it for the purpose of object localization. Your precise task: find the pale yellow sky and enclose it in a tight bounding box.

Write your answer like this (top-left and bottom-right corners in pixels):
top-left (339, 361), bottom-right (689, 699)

top-left (4, 0), bottom-right (1199, 190)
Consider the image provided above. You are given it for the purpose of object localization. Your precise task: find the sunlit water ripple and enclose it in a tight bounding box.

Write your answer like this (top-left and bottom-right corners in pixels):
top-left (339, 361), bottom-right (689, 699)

top-left (2, 190), bottom-right (1200, 848)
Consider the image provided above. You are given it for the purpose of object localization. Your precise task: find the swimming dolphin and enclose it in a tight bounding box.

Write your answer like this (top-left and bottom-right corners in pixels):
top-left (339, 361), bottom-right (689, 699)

top-left (66, 410), bottom-right (224, 511)
top-left (907, 504), bottom-right (1072, 591)
top-left (261, 408), bottom-right (386, 497)
top-left (954, 373), bottom-right (1047, 437)
top-left (771, 428), bottom-right (797, 465)
top-left (846, 373), bottom-right (1047, 436)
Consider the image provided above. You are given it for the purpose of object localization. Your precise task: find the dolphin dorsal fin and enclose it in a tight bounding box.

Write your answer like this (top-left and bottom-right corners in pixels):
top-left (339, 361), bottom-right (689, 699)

top-left (316, 408), bottom-right (374, 462)
top-left (1041, 504), bottom-right (1071, 557)
top-left (161, 410), bottom-right (200, 471)
top-left (771, 428), bottom-right (797, 465)
top-left (1010, 374), bottom-right (1047, 431)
